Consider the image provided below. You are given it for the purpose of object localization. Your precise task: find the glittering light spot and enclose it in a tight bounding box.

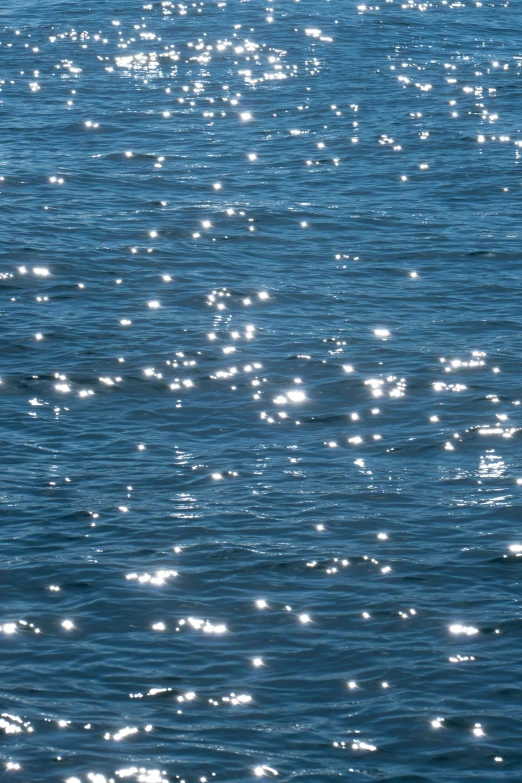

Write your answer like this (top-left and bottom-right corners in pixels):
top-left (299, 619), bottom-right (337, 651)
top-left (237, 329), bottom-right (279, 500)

top-left (352, 740), bottom-right (377, 751)
top-left (449, 624), bottom-right (478, 636)
top-left (185, 617), bottom-right (227, 634)
top-left (111, 726), bottom-right (139, 741)
top-left (286, 390), bottom-right (306, 402)
top-left (254, 766), bottom-right (278, 777)
top-left (126, 569), bottom-right (177, 586)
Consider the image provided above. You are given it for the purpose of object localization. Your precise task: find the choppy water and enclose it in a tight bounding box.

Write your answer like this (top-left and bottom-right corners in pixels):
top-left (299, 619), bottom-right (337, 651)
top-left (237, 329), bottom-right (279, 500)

top-left (2, 0), bottom-right (522, 780)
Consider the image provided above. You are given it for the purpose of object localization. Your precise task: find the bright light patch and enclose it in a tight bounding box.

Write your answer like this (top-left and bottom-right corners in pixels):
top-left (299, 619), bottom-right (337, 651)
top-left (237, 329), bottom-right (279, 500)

top-left (449, 624), bottom-right (478, 636)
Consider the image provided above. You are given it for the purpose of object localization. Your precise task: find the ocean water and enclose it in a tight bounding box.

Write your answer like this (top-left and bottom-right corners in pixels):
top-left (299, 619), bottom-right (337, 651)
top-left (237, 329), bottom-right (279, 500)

top-left (1, 0), bottom-right (522, 780)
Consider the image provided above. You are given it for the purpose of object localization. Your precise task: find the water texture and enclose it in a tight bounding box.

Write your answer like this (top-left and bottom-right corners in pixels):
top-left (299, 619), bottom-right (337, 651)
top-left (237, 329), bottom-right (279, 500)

top-left (1, 0), bottom-right (522, 780)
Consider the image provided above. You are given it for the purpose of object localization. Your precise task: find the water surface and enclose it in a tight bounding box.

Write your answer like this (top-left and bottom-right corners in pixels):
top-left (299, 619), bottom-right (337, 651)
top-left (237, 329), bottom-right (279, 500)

top-left (1, 0), bottom-right (522, 780)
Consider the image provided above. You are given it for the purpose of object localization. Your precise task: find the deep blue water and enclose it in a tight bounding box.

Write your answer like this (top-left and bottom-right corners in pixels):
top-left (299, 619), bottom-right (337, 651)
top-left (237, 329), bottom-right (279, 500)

top-left (1, 0), bottom-right (522, 780)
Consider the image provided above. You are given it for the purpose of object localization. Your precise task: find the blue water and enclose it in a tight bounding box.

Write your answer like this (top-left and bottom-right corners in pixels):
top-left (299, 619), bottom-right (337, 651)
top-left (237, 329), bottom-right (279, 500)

top-left (2, 0), bottom-right (522, 780)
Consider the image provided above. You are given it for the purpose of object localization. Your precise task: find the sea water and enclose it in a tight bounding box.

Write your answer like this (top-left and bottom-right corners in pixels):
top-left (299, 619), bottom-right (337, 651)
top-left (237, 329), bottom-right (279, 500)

top-left (1, 0), bottom-right (522, 780)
